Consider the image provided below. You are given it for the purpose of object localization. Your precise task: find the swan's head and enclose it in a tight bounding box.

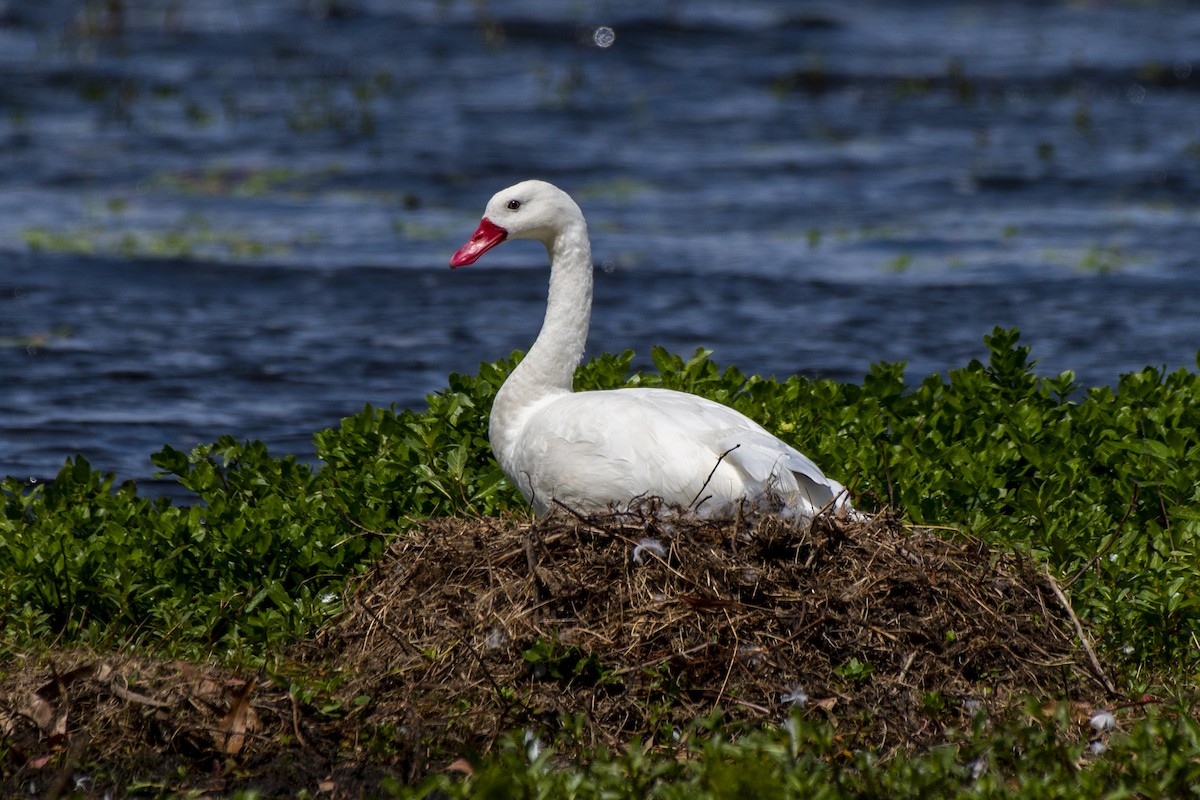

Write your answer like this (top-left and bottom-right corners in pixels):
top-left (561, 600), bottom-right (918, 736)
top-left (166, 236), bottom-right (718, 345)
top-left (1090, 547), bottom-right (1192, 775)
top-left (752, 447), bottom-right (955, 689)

top-left (450, 180), bottom-right (582, 268)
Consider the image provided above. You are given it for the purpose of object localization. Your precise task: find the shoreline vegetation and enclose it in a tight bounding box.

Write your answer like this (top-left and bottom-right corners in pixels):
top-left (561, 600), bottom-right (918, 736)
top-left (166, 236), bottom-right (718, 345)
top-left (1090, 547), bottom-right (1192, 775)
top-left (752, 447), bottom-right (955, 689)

top-left (4, 328), bottom-right (1200, 797)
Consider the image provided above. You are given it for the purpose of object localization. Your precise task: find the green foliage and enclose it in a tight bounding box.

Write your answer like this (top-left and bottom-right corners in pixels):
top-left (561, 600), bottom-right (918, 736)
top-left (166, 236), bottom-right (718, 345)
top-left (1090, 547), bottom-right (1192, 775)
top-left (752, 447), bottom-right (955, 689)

top-left (0, 438), bottom-right (385, 661)
top-left (4, 328), bottom-right (1200, 676)
top-left (522, 636), bottom-right (617, 688)
top-left (834, 657), bottom-right (875, 683)
top-left (314, 353), bottom-right (522, 526)
top-left (386, 706), bottom-right (1200, 799)
top-left (21, 221), bottom-right (288, 261)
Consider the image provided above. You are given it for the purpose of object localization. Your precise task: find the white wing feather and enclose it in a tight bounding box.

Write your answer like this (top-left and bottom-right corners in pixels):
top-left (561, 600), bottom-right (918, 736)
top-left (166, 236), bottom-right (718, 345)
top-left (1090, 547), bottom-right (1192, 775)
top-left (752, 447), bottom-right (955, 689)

top-left (504, 387), bottom-right (850, 518)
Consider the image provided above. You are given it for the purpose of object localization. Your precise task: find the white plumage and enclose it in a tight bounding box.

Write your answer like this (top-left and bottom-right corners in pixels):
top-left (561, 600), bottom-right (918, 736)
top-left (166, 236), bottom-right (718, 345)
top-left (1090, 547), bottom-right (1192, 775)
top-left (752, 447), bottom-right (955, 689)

top-left (450, 180), bottom-right (855, 521)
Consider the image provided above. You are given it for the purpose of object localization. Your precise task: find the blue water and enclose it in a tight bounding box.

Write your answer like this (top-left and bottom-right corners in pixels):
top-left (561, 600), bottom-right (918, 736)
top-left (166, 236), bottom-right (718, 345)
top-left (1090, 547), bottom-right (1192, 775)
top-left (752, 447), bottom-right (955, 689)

top-left (2, 1), bottom-right (1199, 486)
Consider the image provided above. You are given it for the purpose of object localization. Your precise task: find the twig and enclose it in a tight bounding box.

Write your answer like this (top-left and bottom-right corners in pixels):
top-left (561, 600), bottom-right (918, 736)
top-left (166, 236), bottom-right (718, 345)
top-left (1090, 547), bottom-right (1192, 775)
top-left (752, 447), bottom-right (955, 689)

top-left (355, 595), bottom-right (420, 657)
top-left (455, 634), bottom-right (519, 715)
top-left (551, 498), bottom-right (597, 525)
top-left (289, 690), bottom-right (309, 749)
top-left (1111, 694), bottom-right (1162, 712)
top-left (713, 608), bottom-right (740, 710)
top-left (774, 614), bottom-right (831, 646)
top-left (696, 692), bottom-right (772, 714)
top-left (878, 439), bottom-right (895, 509)
top-left (812, 485), bottom-right (862, 523)
top-left (690, 445), bottom-right (740, 511)
top-left (1043, 567), bottom-right (1118, 695)
top-left (338, 511), bottom-right (390, 539)
top-left (107, 677), bottom-right (172, 709)
top-left (523, 535), bottom-right (539, 577)
top-left (1065, 483), bottom-right (1138, 590)
top-left (496, 532), bottom-right (569, 564)
top-left (616, 642), bottom-right (712, 676)
top-left (41, 733), bottom-right (90, 800)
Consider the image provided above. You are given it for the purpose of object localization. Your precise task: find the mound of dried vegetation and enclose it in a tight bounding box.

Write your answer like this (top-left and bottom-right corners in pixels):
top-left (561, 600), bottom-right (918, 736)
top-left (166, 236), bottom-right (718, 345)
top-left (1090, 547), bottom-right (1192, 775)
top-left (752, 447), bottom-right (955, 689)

top-left (2, 509), bottom-right (1116, 797)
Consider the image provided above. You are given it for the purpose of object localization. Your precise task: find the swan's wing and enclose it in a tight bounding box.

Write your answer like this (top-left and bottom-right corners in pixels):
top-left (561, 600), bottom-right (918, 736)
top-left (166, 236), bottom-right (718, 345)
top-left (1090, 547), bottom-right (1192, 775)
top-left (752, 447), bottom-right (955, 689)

top-left (510, 387), bottom-right (850, 516)
top-left (715, 431), bottom-right (852, 515)
top-left (618, 390), bottom-right (843, 485)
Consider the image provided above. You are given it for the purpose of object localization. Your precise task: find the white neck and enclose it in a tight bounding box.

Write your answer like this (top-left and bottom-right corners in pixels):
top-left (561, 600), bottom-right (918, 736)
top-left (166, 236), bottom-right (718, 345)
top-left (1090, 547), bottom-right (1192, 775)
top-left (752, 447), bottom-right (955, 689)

top-left (490, 218), bottom-right (593, 462)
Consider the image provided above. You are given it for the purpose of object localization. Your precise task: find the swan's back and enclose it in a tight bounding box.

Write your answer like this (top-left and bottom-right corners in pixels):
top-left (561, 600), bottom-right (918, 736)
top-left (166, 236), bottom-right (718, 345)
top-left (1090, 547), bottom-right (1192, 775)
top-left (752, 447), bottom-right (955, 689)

top-left (495, 387), bottom-right (850, 519)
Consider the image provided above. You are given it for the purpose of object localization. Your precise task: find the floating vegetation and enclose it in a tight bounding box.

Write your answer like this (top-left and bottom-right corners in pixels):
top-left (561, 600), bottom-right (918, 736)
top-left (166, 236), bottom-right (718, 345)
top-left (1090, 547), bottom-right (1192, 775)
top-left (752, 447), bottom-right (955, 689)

top-left (21, 222), bottom-right (289, 261)
top-left (391, 218), bottom-right (450, 241)
top-left (285, 79), bottom-right (385, 138)
top-left (0, 326), bottom-right (72, 352)
top-left (1074, 104), bottom-right (1093, 134)
top-left (146, 165), bottom-right (311, 197)
top-left (576, 177), bottom-right (655, 201)
top-left (21, 227), bottom-right (95, 255)
top-left (1077, 243), bottom-right (1128, 274)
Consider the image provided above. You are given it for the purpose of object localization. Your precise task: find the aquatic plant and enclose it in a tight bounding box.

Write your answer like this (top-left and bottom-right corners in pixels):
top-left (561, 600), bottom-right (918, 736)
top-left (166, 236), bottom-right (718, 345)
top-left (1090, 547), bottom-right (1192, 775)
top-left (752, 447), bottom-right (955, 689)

top-left (20, 219), bottom-right (289, 262)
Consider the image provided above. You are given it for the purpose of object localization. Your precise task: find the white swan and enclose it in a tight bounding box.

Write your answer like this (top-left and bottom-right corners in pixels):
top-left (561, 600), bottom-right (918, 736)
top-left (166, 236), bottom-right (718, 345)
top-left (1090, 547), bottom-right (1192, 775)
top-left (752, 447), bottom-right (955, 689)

top-left (450, 180), bottom-right (856, 521)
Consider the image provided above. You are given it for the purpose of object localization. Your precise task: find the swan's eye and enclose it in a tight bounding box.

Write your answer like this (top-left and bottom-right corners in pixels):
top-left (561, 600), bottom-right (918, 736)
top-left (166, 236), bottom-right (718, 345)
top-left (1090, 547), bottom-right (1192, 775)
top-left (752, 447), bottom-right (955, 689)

top-left (507, 199), bottom-right (521, 210)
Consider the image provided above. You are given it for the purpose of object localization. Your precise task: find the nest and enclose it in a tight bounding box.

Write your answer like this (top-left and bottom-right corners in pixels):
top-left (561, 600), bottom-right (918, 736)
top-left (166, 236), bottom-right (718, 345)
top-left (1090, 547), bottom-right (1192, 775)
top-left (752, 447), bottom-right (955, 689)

top-left (1, 509), bottom-right (1115, 797)
top-left (317, 507), bottom-right (1113, 759)
top-left (0, 654), bottom-right (368, 798)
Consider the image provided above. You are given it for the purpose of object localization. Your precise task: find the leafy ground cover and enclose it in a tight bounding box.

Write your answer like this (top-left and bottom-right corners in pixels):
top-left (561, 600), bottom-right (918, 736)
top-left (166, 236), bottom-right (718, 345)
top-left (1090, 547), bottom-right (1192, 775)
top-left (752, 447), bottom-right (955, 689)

top-left (3, 328), bottom-right (1200, 797)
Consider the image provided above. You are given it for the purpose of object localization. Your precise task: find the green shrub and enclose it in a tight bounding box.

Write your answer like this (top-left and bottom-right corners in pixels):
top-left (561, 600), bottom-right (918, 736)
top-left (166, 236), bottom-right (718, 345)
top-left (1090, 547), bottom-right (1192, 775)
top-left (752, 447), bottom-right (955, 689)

top-left (3, 328), bottom-right (1200, 674)
top-left (1, 438), bottom-right (385, 661)
top-left (384, 705), bottom-right (1200, 799)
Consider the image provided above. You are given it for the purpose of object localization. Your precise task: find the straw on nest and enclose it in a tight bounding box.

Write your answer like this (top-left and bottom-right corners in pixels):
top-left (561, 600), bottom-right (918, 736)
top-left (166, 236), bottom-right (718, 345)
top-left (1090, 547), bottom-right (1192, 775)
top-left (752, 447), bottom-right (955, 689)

top-left (315, 504), bottom-right (1114, 759)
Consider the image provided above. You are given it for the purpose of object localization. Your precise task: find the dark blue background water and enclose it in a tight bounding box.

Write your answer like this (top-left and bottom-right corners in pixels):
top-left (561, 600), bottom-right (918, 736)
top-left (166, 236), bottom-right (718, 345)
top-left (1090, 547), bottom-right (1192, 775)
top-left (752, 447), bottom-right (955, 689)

top-left (2, 1), bottom-right (1199, 487)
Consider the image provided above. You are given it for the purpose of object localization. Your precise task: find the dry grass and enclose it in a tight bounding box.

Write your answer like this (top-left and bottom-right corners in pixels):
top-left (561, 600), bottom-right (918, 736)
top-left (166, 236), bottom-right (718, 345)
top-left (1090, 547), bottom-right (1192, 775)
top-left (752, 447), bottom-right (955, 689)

top-left (319, 506), bottom-right (1112, 754)
top-left (2, 508), bottom-right (1115, 797)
